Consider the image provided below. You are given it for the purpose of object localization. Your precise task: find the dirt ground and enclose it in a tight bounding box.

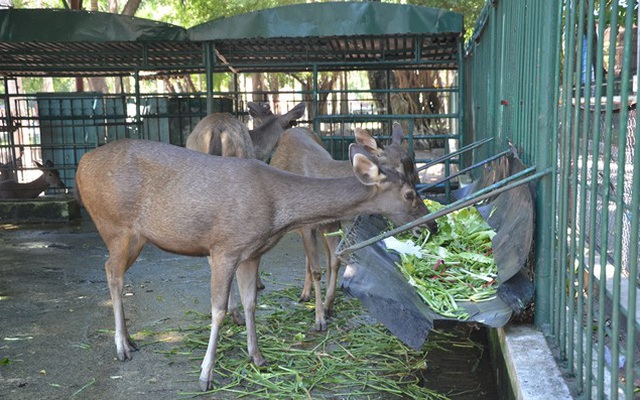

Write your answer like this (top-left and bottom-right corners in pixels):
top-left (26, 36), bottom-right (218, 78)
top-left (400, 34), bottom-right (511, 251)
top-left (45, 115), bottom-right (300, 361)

top-left (0, 208), bottom-right (497, 400)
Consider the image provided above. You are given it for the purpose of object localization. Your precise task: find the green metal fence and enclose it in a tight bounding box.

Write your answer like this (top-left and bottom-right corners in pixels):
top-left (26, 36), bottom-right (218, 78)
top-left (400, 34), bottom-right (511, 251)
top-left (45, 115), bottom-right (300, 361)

top-left (466, 0), bottom-right (639, 398)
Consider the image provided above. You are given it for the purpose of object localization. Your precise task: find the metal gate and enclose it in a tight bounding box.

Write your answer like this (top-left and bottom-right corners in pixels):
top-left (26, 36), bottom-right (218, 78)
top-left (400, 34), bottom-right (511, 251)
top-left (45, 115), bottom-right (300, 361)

top-left (465, 1), bottom-right (639, 398)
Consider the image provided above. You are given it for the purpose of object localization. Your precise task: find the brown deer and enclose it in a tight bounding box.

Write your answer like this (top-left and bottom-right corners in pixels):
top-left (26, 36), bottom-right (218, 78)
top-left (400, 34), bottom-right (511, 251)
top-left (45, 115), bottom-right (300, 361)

top-left (0, 160), bottom-right (65, 199)
top-left (75, 137), bottom-right (430, 391)
top-left (185, 102), bottom-right (305, 162)
top-left (185, 101), bottom-right (305, 298)
top-left (269, 123), bottom-right (436, 330)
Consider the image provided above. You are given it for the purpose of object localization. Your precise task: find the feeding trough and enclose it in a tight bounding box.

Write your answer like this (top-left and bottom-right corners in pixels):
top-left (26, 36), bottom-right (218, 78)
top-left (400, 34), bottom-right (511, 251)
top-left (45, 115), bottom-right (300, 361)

top-left (338, 146), bottom-right (545, 350)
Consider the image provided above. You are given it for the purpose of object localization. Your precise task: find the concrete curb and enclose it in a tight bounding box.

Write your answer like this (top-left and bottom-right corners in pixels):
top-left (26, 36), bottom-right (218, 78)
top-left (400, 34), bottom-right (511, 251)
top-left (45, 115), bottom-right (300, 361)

top-left (491, 324), bottom-right (573, 400)
top-left (0, 196), bottom-right (80, 223)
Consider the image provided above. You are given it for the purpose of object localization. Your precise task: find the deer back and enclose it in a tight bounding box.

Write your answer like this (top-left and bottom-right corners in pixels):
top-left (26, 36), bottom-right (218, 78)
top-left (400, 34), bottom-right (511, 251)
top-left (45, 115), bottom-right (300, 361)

top-left (270, 127), bottom-right (352, 178)
top-left (0, 160), bottom-right (65, 199)
top-left (185, 113), bottom-right (255, 159)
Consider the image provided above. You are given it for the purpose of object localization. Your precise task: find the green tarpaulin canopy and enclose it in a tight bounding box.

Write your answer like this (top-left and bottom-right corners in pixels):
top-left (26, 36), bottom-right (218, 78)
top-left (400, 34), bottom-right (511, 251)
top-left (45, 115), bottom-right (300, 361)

top-left (0, 2), bottom-right (463, 77)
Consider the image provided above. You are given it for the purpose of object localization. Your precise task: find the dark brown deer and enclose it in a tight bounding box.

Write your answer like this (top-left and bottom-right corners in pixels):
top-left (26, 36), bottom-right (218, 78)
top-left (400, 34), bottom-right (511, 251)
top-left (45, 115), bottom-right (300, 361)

top-left (0, 160), bottom-right (65, 199)
top-left (269, 123), bottom-right (436, 330)
top-left (75, 137), bottom-right (429, 391)
top-left (185, 102), bottom-right (305, 162)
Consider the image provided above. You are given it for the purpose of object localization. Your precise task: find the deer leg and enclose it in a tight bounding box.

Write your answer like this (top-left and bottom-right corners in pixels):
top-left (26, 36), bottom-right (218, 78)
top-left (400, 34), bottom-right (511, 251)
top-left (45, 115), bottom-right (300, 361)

top-left (256, 274), bottom-right (266, 291)
top-left (208, 255), bottom-right (243, 325)
top-left (104, 232), bottom-right (146, 362)
top-left (235, 258), bottom-right (265, 366)
top-left (300, 227), bottom-right (326, 331)
top-left (199, 254), bottom-right (237, 391)
top-left (298, 228), bottom-right (313, 302)
top-left (322, 232), bottom-right (342, 318)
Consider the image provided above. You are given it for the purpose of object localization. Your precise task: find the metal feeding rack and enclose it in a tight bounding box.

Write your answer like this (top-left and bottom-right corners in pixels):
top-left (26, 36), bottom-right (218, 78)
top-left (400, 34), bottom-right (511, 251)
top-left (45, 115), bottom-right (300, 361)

top-left (337, 143), bottom-right (550, 350)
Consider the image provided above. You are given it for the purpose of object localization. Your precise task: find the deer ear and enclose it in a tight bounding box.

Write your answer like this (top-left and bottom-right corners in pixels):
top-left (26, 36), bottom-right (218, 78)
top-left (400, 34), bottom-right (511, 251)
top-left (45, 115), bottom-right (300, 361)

top-left (350, 145), bottom-right (385, 185)
top-left (354, 128), bottom-right (379, 154)
top-left (282, 102), bottom-right (306, 123)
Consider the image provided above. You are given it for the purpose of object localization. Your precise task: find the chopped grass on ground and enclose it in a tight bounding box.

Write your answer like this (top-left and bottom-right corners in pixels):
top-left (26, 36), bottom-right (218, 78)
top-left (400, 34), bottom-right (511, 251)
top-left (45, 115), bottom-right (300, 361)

top-left (158, 287), bottom-right (454, 399)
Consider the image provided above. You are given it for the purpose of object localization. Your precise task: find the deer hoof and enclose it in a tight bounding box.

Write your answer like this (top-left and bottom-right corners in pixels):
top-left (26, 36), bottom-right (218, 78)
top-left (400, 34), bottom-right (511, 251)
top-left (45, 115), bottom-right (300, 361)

top-left (324, 306), bottom-right (334, 318)
top-left (251, 355), bottom-right (267, 367)
top-left (298, 293), bottom-right (311, 302)
top-left (199, 378), bottom-right (213, 392)
top-left (315, 319), bottom-right (328, 332)
top-left (229, 310), bottom-right (245, 326)
top-left (116, 338), bottom-right (138, 361)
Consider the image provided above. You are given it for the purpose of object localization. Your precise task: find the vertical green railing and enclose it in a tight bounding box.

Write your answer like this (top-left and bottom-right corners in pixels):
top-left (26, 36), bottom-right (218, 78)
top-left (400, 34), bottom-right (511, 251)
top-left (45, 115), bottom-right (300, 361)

top-left (466, 0), bottom-right (639, 398)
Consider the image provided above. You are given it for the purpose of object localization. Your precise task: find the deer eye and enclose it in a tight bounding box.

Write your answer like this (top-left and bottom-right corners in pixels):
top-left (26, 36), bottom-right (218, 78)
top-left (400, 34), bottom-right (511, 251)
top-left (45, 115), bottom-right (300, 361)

top-left (404, 190), bottom-right (415, 201)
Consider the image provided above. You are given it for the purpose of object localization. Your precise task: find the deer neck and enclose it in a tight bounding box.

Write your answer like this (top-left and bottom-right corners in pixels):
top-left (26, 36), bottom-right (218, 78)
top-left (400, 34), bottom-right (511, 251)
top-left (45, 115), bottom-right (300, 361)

top-left (11, 174), bottom-right (50, 198)
top-left (249, 119), bottom-right (281, 161)
top-left (271, 174), bottom-right (374, 231)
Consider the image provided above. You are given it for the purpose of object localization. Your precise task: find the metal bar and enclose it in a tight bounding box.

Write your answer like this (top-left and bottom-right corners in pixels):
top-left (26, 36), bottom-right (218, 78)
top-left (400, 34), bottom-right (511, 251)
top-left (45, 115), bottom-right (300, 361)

top-left (625, 3), bottom-right (640, 395)
top-left (416, 137), bottom-right (493, 172)
top-left (597, 2), bottom-right (618, 396)
top-left (316, 87), bottom-right (460, 95)
top-left (610, 4), bottom-right (634, 398)
top-left (313, 64), bottom-right (319, 133)
top-left (534, 0), bottom-right (562, 334)
top-left (338, 166), bottom-right (547, 257)
top-left (556, 0), bottom-right (578, 361)
top-left (417, 148), bottom-right (511, 194)
top-left (586, 1), bottom-right (608, 396)
top-left (456, 37), bottom-right (465, 200)
top-left (576, 0), bottom-right (597, 392)
top-left (567, 0), bottom-right (588, 376)
top-left (315, 113), bottom-right (460, 121)
top-left (205, 42), bottom-right (214, 115)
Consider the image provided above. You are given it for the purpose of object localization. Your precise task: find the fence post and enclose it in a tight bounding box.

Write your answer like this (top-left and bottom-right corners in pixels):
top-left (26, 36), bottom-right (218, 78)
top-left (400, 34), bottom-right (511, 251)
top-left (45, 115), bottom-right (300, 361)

top-left (533, 0), bottom-right (562, 333)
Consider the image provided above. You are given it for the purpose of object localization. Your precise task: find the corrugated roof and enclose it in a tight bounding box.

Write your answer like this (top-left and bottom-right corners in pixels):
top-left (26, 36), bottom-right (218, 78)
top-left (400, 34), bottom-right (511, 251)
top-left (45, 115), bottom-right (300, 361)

top-left (0, 3), bottom-right (463, 77)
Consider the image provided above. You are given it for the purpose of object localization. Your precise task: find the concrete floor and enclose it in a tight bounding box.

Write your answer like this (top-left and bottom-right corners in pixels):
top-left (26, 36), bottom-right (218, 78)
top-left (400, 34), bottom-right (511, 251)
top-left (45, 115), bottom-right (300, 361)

top-left (0, 213), bottom-right (315, 399)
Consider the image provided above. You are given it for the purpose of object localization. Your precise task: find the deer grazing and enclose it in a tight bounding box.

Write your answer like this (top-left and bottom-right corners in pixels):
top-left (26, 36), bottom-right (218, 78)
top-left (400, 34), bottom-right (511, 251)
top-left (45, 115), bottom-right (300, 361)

top-left (75, 136), bottom-right (430, 391)
top-left (269, 124), bottom-right (437, 330)
top-left (0, 160), bottom-right (65, 199)
top-left (185, 101), bottom-right (305, 162)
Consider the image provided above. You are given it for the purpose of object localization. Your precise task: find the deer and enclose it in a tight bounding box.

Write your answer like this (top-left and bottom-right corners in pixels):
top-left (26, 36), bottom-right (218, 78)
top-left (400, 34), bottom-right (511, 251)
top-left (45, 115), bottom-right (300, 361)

top-left (0, 149), bottom-right (24, 181)
top-left (0, 160), bottom-right (65, 199)
top-left (185, 101), bottom-right (305, 162)
top-left (185, 101), bottom-right (305, 298)
top-left (269, 123), bottom-right (438, 331)
top-left (74, 136), bottom-right (431, 391)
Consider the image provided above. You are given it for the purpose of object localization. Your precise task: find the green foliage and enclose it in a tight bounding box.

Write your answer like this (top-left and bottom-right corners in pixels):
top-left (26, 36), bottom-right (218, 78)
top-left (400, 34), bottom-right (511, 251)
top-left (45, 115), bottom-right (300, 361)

top-left (393, 199), bottom-right (498, 319)
top-left (404, 0), bottom-right (486, 39)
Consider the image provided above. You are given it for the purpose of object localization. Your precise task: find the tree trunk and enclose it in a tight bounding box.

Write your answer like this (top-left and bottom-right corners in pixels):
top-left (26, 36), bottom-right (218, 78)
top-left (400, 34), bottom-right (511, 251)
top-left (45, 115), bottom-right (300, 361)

top-left (267, 74), bottom-right (280, 113)
top-left (252, 73), bottom-right (269, 103)
top-left (368, 70), bottom-right (396, 113)
top-left (121, 0), bottom-right (141, 16)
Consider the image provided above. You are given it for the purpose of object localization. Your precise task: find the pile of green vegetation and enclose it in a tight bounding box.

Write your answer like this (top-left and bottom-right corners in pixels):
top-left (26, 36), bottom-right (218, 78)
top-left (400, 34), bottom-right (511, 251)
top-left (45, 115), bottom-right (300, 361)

top-left (393, 199), bottom-right (499, 320)
top-left (156, 286), bottom-right (459, 399)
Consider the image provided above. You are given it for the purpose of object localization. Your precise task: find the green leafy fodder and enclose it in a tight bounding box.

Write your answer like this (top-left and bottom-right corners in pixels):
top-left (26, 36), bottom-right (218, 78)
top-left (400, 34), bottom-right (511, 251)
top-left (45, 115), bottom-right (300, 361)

top-left (393, 199), bottom-right (499, 319)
